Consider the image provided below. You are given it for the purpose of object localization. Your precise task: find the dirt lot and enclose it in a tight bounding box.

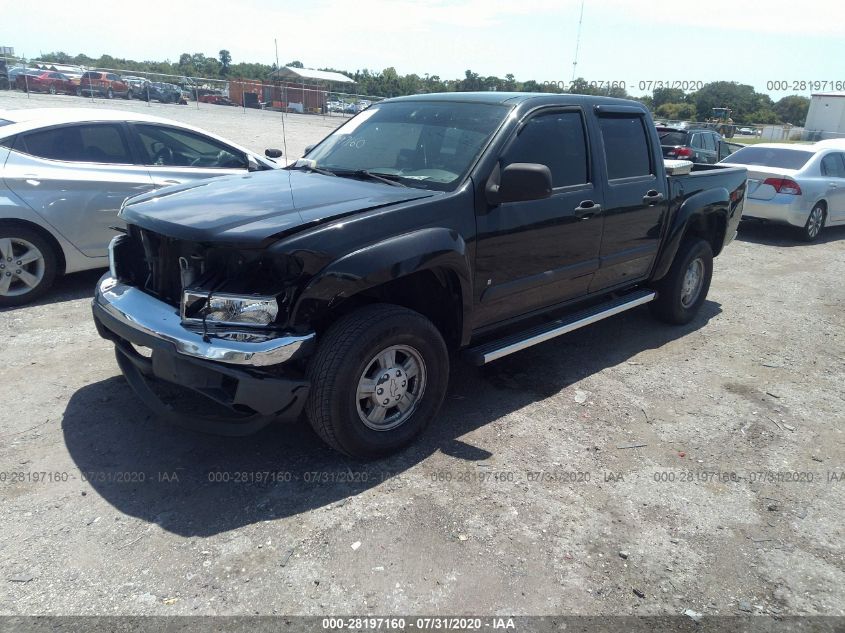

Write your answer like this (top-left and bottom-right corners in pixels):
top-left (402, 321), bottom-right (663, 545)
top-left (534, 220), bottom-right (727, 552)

top-left (0, 91), bottom-right (844, 621)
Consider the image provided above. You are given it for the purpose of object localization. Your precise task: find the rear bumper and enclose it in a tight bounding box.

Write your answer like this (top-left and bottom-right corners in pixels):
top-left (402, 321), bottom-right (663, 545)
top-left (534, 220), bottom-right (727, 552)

top-left (742, 196), bottom-right (808, 228)
top-left (92, 275), bottom-right (313, 430)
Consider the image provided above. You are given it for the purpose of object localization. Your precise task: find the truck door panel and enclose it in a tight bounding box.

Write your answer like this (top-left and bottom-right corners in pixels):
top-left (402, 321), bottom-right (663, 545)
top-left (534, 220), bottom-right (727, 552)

top-left (590, 113), bottom-right (667, 291)
top-left (473, 109), bottom-right (603, 327)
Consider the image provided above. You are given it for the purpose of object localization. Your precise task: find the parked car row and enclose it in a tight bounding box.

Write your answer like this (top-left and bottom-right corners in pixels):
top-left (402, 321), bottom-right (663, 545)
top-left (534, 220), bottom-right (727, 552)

top-left (326, 99), bottom-right (371, 114)
top-left (3, 67), bottom-right (201, 104)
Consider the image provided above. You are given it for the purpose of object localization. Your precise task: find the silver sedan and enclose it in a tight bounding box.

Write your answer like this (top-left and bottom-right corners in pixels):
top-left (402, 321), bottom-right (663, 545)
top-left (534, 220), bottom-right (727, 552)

top-left (719, 142), bottom-right (845, 241)
top-left (0, 108), bottom-right (281, 306)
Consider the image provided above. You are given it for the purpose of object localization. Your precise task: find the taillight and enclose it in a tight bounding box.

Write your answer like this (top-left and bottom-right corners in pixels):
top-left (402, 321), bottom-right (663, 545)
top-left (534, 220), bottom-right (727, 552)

top-left (675, 147), bottom-right (694, 159)
top-left (763, 178), bottom-right (802, 195)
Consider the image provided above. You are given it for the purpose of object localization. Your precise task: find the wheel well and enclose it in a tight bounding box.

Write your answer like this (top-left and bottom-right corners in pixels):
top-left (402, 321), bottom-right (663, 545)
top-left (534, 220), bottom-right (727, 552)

top-left (312, 268), bottom-right (464, 349)
top-left (685, 213), bottom-right (726, 256)
top-left (0, 219), bottom-right (66, 275)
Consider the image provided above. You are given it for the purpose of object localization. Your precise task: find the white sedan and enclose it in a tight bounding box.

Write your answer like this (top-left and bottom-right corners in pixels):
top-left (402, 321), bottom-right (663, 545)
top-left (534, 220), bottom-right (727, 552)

top-left (719, 143), bottom-right (845, 241)
top-left (0, 108), bottom-right (281, 305)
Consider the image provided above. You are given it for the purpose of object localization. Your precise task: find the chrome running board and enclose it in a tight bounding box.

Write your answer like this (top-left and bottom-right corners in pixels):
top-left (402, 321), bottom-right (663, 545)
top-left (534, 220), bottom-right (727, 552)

top-left (465, 289), bottom-right (656, 365)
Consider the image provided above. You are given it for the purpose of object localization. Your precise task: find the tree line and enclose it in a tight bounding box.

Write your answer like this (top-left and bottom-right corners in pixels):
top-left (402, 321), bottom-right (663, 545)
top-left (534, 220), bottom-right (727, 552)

top-left (31, 51), bottom-right (810, 125)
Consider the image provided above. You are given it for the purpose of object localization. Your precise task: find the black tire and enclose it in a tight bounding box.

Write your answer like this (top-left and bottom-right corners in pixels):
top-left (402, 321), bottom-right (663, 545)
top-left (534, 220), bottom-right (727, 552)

top-left (48, 84), bottom-right (56, 95)
top-left (305, 303), bottom-right (449, 458)
top-left (0, 226), bottom-right (59, 307)
top-left (650, 237), bottom-right (713, 325)
top-left (107, 87), bottom-right (113, 99)
top-left (797, 203), bottom-right (825, 242)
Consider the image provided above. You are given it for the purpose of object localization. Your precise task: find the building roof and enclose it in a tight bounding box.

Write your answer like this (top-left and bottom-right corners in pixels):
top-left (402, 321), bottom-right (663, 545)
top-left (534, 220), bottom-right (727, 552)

top-left (811, 92), bottom-right (845, 98)
top-left (270, 67), bottom-right (355, 84)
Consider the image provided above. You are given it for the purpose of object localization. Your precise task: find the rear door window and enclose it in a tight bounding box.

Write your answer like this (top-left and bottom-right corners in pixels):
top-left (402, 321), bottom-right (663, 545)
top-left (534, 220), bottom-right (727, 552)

top-left (598, 115), bottom-right (652, 180)
top-left (14, 124), bottom-right (133, 164)
top-left (821, 153), bottom-right (845, 177)
top-left (702, 134), bottom-right (716, 151)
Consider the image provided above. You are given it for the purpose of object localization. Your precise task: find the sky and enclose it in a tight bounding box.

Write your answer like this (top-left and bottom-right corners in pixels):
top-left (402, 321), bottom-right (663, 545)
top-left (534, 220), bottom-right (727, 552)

top-left (3, 0), bottom-right (844, 98)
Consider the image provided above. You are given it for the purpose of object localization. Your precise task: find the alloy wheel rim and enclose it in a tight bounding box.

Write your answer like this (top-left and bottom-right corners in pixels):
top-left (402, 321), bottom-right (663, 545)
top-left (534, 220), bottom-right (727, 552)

top-left (808, 208), bottom-right (823, 238)
top-left (356, 344), bottom-right (427, 431)
top-left (0, 238), bottom-right (45, 297)
top-left (680, 257), bottom-right (704, 308)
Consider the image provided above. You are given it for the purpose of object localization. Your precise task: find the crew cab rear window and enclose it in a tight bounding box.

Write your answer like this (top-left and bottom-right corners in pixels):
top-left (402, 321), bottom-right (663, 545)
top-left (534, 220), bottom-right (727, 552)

top-left (724, 146), bottom-right (814, 169)
top-left (598, 115), bottom-right (652, 179)
top-left (504, 111), bottom-right (588, 187)
top-left (14, 124), bottom-right (133, 164)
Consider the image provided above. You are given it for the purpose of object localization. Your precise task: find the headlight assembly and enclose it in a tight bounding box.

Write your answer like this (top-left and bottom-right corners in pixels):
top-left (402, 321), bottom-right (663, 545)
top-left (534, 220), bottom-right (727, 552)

top-left (181, 290), bottom-right (279, 327)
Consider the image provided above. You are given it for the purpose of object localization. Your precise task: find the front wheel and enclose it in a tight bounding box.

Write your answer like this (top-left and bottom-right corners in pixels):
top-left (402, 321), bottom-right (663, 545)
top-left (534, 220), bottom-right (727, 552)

top-left (650, 237), bottom-right (713, 325)
top-left (106, 87), bottom-right (113, 99)
top-left (305, 304), bottom-right (449, 458)
top-left (0, 227), bottom-right (59, 307)
top-left (48, 84), bottom-right (57, 95)
top-left (798, 204), bottom-right (825, 242)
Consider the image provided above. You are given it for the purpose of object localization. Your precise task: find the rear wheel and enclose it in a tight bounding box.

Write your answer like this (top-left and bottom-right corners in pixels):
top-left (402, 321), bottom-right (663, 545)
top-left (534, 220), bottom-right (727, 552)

top-left (306, 304), bottom-right (449, 458)
top-left (0, 227), bottom-right (59, 307)
top-left (650, 237), bottom-right (713, 325)
top-left (798, 203), bottom-right (825, 242)
top-left (106, 87), bottom-right (113, 99)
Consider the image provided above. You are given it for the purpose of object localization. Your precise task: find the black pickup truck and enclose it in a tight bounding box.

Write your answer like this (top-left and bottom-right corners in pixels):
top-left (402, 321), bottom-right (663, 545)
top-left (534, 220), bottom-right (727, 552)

top-left (93, 93), bottom-right (746, 458)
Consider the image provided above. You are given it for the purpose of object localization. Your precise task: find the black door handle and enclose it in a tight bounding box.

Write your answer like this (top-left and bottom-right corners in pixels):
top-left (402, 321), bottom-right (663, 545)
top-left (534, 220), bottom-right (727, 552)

top-left (574, 200), bottom-right (601, 219)
top-left (643, 190), bottom-right (664, 205)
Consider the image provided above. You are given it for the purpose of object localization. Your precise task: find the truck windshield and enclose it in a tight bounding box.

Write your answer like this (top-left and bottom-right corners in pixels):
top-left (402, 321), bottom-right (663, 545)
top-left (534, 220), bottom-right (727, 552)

top-left (723, 146), bottom-right (814, 170)
top-left (300, 101), bottom-right (510, 191)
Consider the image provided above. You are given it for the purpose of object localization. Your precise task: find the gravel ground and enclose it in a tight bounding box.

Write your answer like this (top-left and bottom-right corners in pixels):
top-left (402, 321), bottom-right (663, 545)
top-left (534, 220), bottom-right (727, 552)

top-left (0, 91), bottom-right (844, 620)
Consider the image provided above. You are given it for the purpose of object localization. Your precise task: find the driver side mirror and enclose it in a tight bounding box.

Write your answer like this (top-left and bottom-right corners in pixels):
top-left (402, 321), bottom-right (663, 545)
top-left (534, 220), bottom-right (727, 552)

top-left (486, 163), bottom-right (553, 205)
top-left (304, 144), bottom-right (315, 155)
top-left (264, 148), bottom-right (283, 159)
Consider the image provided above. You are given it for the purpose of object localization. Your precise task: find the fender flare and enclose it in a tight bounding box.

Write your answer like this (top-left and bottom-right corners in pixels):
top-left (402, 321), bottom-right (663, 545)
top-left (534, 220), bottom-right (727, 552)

top-left (652, 187), bottom-right (729, 281)
top-left (290, 227), bottom-right (473, 343)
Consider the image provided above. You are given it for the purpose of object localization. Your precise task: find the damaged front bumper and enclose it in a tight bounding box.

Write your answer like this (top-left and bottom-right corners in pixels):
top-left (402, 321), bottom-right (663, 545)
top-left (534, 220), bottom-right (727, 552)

top-left (92, 275), bottom-right (315, 434)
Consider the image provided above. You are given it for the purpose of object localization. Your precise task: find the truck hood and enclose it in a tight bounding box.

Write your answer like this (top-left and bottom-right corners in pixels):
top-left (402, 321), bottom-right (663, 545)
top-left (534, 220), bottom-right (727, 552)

top-left (120, 169), bottom-right (438, 245)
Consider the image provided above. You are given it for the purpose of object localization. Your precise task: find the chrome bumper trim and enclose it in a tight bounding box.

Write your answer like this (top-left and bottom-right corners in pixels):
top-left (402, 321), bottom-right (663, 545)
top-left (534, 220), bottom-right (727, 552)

top-left (94, 275), bottom-right (314, 367)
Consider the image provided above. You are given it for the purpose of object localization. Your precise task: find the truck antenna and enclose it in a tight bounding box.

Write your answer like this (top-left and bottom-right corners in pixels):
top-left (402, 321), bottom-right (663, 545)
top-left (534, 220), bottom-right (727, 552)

top-left (275, 38), bottom-right (289, 163)
top-left (571, 0), bottom-right (585, 82)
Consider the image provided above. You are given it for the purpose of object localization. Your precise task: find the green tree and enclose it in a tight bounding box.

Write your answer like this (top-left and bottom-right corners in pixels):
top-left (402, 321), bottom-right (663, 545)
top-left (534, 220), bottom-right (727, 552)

top-left (691, 81), bottom-right (775, 124)
top-left (285, 60), bottom-right (304, 68)
top-left (652, 87), bottom-right (687, 109)
top-left (219, 49), bottom-right (231, 76)
top-left (656, 102), bottom-right (696, 120)
top-left (774, 95), bottom-right (810, 126)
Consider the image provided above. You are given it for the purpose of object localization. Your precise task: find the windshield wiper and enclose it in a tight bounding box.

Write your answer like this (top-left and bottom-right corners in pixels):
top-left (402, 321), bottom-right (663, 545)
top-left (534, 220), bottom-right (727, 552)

top-left (287, 163), bottom-right (337, 177)
top-left (339, 169), bottom-right (408, 188)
